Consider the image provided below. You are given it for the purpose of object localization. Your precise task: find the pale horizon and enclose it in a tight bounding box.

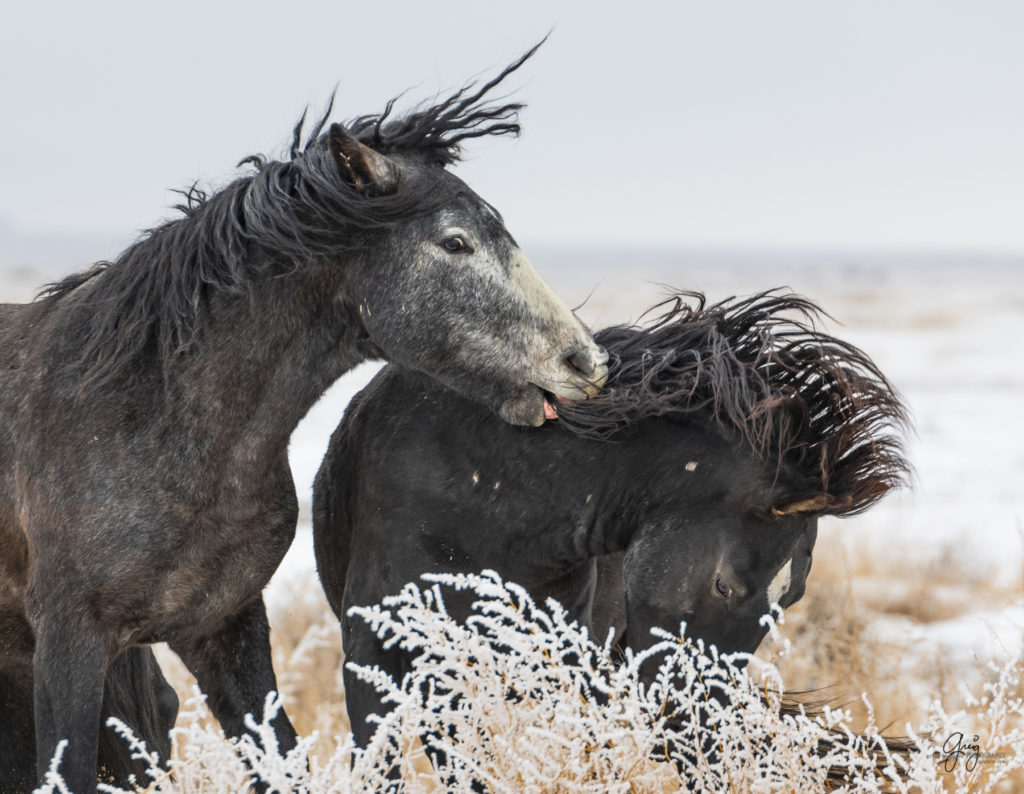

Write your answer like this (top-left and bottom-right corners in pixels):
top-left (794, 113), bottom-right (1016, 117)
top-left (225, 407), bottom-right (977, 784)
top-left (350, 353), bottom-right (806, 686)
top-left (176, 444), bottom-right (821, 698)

top-left (2, 1), bottom-right (1022, 253)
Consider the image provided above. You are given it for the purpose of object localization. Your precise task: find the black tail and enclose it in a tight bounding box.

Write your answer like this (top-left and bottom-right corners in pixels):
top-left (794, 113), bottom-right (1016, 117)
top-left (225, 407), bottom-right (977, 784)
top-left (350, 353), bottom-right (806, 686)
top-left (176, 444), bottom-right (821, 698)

top-left (0, 650), bottom-right (37, 792)
top-left (98, 647), bottom-right (179, 785)
top-left (777, 692), bottom-right (915, 791)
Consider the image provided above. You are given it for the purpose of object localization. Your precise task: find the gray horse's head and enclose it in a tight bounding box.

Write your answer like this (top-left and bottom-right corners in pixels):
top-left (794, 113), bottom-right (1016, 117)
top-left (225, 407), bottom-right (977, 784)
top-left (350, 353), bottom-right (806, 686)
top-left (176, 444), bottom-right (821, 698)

top-left (332, 128), bottom-right (603, 424)
top-left (35, 43), bottom-right (608, 426)
top-left (323, 117), bottom-right (607, 426)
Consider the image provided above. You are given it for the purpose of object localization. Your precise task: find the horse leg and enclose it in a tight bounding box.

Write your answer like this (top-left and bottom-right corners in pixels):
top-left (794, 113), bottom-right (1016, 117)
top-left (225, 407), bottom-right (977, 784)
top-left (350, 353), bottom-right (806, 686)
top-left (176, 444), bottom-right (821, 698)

top-left (0, 668), bottom-right (36, 792)
top-left (342, 660), bottom-right (389, 752)
top-left (171, 598), bottom-right (297, 760)
top-left (341, 627), bottom-right (483, 787)
top-left (341, 618), bottom-right (424, 784)
top-left (341, 615), bottom-right (405, 752)
top-left (32, 615), bottom-right (110, 792)
top-left (150, 653), bottom-right (181, 753)
top-left (0, 604), bottom-right (37, 792)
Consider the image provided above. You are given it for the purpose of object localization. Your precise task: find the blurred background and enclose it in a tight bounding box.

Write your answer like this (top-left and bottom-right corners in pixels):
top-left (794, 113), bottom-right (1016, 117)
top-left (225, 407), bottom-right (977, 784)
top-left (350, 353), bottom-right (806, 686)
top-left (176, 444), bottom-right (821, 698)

top-left (2, 0), bottom-right (1021, 743)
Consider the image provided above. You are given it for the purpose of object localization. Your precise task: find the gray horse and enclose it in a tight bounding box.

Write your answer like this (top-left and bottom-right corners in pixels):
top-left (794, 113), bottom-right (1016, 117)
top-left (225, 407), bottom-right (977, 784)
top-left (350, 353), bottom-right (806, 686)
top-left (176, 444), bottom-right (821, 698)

top-left (0, 43), bottom-right (606, 792)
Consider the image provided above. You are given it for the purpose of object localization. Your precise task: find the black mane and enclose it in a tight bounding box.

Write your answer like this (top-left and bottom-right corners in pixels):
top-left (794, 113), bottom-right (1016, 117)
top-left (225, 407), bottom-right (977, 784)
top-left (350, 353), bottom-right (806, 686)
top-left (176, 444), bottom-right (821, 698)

top-left (36, 43), bottom-right (541, 393)
top-left (345, 39), bottom-right (542, 165)
top-left (557, 291), bottom-right (910, 516)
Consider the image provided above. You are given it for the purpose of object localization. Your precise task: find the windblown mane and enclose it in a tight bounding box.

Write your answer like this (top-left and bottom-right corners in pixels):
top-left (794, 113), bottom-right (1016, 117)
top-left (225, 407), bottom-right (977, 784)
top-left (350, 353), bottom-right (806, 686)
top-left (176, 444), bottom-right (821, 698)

top-left (344, 40), bottom-right (542, 165)
top-left (557, 291), bottom-right (910, 516)
top-left (36, 42), bottom-right (541, 393)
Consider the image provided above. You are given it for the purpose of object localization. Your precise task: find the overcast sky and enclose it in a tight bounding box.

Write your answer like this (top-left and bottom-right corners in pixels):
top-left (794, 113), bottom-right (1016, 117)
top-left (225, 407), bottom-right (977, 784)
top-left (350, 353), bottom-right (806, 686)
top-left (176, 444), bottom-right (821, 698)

top-left (2, 1), bottom-right (1022, 252)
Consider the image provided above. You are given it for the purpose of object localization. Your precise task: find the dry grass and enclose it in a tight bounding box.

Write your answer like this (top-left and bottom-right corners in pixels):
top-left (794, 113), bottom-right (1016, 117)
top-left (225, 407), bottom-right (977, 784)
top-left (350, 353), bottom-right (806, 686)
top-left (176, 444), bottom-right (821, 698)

top-left (770, 524), bottom-right (1023, 737)
top-left (125, 530), bottom-right (1022, 792)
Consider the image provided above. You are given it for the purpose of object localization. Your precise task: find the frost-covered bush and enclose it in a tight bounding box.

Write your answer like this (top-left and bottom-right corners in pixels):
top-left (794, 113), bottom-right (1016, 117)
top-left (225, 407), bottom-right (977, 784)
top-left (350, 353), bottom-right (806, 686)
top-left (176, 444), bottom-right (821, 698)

top-left (35, 570), bottom-right (1024, 792)
top-left (345, 571), bottom-right (1024, 793)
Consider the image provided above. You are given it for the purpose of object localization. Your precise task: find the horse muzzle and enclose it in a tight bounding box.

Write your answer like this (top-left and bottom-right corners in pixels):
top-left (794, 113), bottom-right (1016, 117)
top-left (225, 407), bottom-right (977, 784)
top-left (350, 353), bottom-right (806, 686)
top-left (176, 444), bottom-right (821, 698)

top-left (543, 343), bottom-right (609, 401)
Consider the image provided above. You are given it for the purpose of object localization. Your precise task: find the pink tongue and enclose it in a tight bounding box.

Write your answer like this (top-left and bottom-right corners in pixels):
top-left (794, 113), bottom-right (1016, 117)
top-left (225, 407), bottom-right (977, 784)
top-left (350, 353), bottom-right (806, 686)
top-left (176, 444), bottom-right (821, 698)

top-left (543, 399), bottom-right (559, 420)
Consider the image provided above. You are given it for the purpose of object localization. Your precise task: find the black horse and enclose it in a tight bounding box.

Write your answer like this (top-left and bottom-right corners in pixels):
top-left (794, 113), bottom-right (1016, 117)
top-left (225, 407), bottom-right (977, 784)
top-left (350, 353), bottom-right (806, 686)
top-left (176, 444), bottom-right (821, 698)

top-left (313, 291), bottom-right (909, 751)
top-left (0, 44), bottom-right (609, 792)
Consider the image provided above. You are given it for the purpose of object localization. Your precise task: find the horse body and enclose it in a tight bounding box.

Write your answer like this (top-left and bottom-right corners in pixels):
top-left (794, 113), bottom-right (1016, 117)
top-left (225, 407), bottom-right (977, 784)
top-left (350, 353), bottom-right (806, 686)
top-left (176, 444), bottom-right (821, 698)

top-left (9, 261), bottom-right (356, 639)
top-left (315, 366), bottom-right (816, 747)
top-left (313, 291), bottom-right (908, 749)
top-left (1, 45), bottom-right (608, 792)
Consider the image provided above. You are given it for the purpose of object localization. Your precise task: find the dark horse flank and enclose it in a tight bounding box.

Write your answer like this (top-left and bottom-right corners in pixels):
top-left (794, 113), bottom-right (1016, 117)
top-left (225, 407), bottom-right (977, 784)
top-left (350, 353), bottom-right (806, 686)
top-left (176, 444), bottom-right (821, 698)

top-left (0, 43), bottom-right (609, 792)
top-left (313, 290), bottom-right (910, 752)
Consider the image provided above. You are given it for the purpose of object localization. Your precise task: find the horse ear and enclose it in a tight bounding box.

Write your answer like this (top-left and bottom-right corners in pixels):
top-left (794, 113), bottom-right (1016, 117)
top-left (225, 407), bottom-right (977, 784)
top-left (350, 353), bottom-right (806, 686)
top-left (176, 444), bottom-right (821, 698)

top-left (328, 123), bottom-right (399, 196)
top-left (770, 494), bottom-right (831, 517)
top-left (770, 493), bottom-right (857, 517)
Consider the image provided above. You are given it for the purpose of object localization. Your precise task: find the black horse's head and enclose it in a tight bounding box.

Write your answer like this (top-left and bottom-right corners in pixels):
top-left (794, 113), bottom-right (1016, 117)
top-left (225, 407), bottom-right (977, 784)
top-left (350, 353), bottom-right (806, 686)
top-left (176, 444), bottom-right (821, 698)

top-left (560, 291), bottom-right (910, 661)
top-left (601, 420), bottom-right (819, 661)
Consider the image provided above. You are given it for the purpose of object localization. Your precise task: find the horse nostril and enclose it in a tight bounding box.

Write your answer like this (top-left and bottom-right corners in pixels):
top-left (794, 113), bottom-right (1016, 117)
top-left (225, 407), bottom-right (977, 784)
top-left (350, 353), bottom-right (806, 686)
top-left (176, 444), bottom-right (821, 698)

top-left (564, 346), bottom-right (608, 398)
top-left (565, 349), bottom-right (595, 377)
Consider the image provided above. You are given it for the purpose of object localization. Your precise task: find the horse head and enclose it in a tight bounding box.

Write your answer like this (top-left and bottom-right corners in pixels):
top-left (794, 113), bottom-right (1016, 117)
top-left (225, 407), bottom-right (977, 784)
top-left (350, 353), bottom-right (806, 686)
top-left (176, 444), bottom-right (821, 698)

top-left (609, 422), bottom-right (820, 664)
top-left (325, 122), bottom-right (607, 426)
top-left (563, 291), bottom-right (909, 667)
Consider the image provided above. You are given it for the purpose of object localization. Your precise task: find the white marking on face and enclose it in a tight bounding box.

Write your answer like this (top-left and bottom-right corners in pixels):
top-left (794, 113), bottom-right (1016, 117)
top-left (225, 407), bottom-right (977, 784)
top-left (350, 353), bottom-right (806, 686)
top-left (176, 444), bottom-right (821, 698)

top-left (767, 558), bottom-right (793, 606)
top-left (509, 248), bottom-right (579, 334)
top-left (471, 471), bottom-right (480, 486)
top-left (685, 461), bottom-right (698, 472)
top-left (507, 250), bottom-right (606, 399)
top-left (493, 481), bottom-right (500, 490)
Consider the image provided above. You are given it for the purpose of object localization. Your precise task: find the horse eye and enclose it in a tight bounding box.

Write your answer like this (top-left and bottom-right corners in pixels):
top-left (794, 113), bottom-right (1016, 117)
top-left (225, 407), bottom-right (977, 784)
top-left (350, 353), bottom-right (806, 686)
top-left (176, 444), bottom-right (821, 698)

top-left (442, 236), bottom-right (468, 253)
top-left (714, 577), bottom-right (734, 599)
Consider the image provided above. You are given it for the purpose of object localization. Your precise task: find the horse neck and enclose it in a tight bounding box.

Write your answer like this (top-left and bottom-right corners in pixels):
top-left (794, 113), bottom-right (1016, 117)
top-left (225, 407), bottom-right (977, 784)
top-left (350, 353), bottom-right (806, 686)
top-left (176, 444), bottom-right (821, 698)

top-left (545, 421), bottom-right (720, 564)
top-left (166, 260), bottom-right (371, 476)
top-left (497, 433), bottom-right (638, 565)
top-left (563, 447), bottom-right (641, 560)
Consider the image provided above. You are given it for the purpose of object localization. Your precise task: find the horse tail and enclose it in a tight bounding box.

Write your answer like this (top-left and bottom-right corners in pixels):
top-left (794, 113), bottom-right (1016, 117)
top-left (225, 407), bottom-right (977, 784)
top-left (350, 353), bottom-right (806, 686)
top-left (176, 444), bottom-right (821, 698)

top-left (0, 637), bottom-right (37, 792)
top-left (97, 646), bottom-right (178, 784)
top-left (776, 693), bottom-right (914, 790)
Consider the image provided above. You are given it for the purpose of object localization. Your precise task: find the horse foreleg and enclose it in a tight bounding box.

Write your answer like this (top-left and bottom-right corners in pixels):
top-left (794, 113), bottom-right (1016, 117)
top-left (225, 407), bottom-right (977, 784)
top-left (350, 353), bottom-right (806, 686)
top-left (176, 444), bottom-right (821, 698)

top-left (32, 617), bottom-right (109, 793)
top-left (171, 598), bottom-right (298, 762)
top-left (341, 624), bottom-right (422, 782)
top-left (341, 617), bottom-right (404, 752)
